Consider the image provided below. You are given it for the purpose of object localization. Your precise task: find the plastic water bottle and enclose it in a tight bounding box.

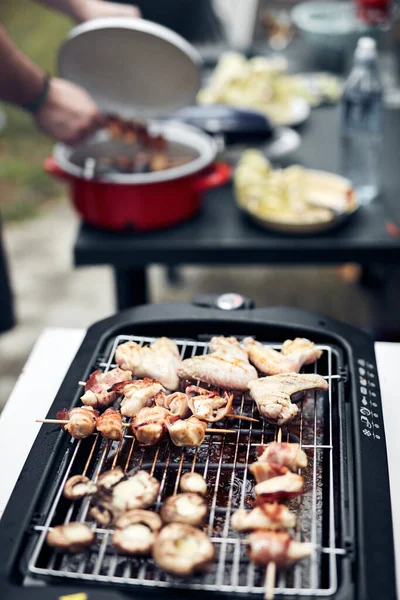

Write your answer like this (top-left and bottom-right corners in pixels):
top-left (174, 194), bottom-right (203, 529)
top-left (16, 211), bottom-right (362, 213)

top-left (340, 37), bottom-right (383, 204)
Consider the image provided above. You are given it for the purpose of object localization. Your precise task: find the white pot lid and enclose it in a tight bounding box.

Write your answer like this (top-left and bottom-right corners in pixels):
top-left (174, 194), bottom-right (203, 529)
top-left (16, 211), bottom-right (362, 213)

top-left (58, 17), bottom-right (202, 119)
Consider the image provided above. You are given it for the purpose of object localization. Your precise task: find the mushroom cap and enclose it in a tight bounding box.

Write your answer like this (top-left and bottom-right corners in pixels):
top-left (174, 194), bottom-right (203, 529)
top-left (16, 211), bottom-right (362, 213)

top-left (46, 522), bottom-right (94, 553)
top-left (63, 475), bottom-right (98, 500)
top-left (112, 509), bottom-right (162, 555)
top-left (179, 472), bottom-right (207, 496)
top-left (160, 493), bottom-right (207, 527)
top-left (112, 470), bottom-right (160, 511)
top-left (97, 467), bottom-right (126, 491)
top-left (89, 502), bottom-right (117, 526)
top-left (153, 523), bottom-right (215, 576)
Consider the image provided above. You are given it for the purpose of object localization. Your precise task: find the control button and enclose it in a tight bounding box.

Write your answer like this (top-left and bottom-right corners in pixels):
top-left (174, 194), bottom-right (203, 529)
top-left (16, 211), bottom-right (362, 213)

top-left (374, 423), bottom-right (380, 429)
top-left (360, 407), bottom-right (370, 416)
top-left (360, 377), bottom-right (367, 386)
top-left (361, 415), bottom-right (372, 428)
top-left (372, 402), bottom-right (377, 407)
top-left (358, 359), bottom-right (366, 367)
top-left (360, 387), bottom-right (367, 395)
top-left (216, 293), bottom-right (245, 310)
top-left (370, 381), bottom-right (376, 388)
top-left (376, 434), bottom-right (381, 440)
top-left (368, 372), bottom-right (375, 379)
top-left (367, 363), bottom-right (374, 369)
top-left (359, 367), bottom-right (366, 376)
top-left (373, 413), bottom-right (378, 418)
top-left (363, 428), bottom-right (372, 436)
top-left (361, 397), bottom-right (368, 406)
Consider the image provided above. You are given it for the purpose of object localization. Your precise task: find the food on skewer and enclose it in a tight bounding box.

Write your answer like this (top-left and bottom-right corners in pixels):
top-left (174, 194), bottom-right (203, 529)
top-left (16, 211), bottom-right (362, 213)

top-left (63, 475), bottom-right (98, 500)
top-left (231, 505), bottom-right (296, 531)
top-left (153, 523), bottom-right (215, 576)
top-left (46, 522), bottom-right (94, 553)
top-left (248, 373), bottom-right (329, 426)
top-left (248, 530), bottom-right (313, 567)
top-left (111, 378), bottom-right (165, 417)
top-left (179, 472), bottom-right (207, 496)
top-left (186, 385), bottom-right (234, 422)
top-left (249, 462), bottom-right (290, 484)
top-left (112, 509), bottom-right (162, 555)
top-left (115, 337), bottom-right (181, 390)
top-left (81, 368), bottom-right (132, 408)
top-left (160, 493), bottom-right (208, 527)
top-left (178, 335), bottom-right (258, 391)
top-left (56, 406), bottom-right (98, 439)
top-left (96, 408), bottom-right (124, 441)
top-left (243, 337), bottom-right (322, 375)
top-left (255, 472), bottom-right (304, 501)
top-left (257, 442), bottom-right (308, 470)
top-left (155, 390), bottom-right (190, 418)
top-left (131, 406), bottom-right (175, 446)
top-left (167, 416), bottom-right (208, 447)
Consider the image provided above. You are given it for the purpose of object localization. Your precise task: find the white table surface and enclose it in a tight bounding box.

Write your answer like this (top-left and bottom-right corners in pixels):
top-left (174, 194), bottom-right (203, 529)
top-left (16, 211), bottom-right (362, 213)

top-left (0, 330), bottom-right (399, 592)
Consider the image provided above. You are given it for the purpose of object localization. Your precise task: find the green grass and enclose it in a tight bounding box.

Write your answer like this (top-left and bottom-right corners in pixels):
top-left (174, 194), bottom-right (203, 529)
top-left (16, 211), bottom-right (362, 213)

top-left (0, 1), bottom-right (74, 222)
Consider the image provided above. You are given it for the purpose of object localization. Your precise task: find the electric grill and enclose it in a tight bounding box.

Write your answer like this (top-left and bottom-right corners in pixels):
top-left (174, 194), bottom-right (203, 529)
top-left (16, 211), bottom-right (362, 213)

top-left (0, 302), bottom-right (395, 600)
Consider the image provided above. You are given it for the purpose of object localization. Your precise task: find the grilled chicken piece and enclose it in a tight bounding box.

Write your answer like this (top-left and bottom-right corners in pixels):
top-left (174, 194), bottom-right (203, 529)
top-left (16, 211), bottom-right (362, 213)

top-left (46, 522), bottom-right (94, 553)
top-left (81, 368), bottom-right (132, 408)
top-left (112, 509), bottom-right (162, 555)
top-left (178, 336), bottom-right (258, 391)
top-left (161, 493), bottom-right (208, 527)
top-left (248, 373), bottom-right (328, 426)
top-left (155, 390), bottom-right (191, 418)
top-left (179, 472), bottom-right (207, 496)
top-left (56, 406), bottom-right (98, 439)
top-left (167, 416), bottom-right (208, 447)
top-left (63, 475), bottom-right (98, 500)
top-left (115, 338), bottom-right (181, 390)
top-left (255, 472), bottom-right (304, 501)
top-left (248, 530), bottom-right (313, 567)
top-left (112, 378), bottom-right (165, 418)
top-left (153, 523), bottom-right (215, 576)
top-left (186, 385), bottom-right (234, 422)
top-left (96, 408), bottom-right (124, 441)
top-left (243, 337), bottom-right (322, 375)
top-left (257, 442), bottom-right (308, 470)
top-left (131, 406), bottom-right (174, 446)
top-left (249, 462), bottom-right (290, 483)
top-left (231, 505), bottom-right (296, 531)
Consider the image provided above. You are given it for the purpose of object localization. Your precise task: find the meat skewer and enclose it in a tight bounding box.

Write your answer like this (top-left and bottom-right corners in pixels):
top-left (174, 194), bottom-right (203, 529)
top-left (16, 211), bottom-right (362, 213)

top-left (186, 385), bottom-right (234, 422)
top-left (110, 378), bottom-right (165, 417)
top-left (80, 368), bottom-right (132, 408)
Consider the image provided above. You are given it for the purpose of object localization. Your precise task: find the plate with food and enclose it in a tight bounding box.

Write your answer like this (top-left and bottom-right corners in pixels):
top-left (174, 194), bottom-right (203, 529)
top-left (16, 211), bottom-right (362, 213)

top-left (234, 149), bottom-right (359, 234)
top-left (198, 52), bottom-right (310, 127)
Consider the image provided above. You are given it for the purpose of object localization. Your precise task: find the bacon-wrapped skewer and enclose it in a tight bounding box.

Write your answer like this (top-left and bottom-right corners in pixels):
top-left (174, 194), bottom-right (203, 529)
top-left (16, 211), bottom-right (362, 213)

top-left (186, 385), bottom-right (234, 423)
top-left (96, 408), bottom-right (124, 441)
top-left (255, 472), bottom-right (304, 503)
top-left (56, 406), bottom-right (98, 439)
top-left (231, 505), bottom-right (296, 532)
top-left (81, 368), bottom-right (132, 408)
top-left (131, 406), bottom-right (176, 446)
top-left (155, 390), bottom-right (190, 418)
top-left (249, 462), bottom-right (290, 484)
top-left (248, 530), bottom-right (313, 568)
top-left (111, 378), bottom-right (164, 417)
top-left (167, 416), bottom-right (208, 447)
top-left (257, 443), bottom-right (308, 471)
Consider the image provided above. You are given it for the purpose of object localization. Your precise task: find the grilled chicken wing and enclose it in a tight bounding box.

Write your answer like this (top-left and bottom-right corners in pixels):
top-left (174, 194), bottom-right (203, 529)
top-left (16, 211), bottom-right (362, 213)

top-left (231, 505), bottom-right (296, 531)
top-left (249, 462), bottom-right (290, 483)
top-left (243, 337), bottom-right (322, 375)
top-left (167, 416), bottom-right (207, 447)
top-left (112, 378), bottom-right (165, 417)
top-left (186, 385), bottom-right (234, 422)
top-left (115, 338), bottom-right (181, 390)
top-left (96, 408), bottom-right (124, 441)
top-left (178, 336), bottom-right (258, 391)
top-left (248, 530), bottom-right (313, 567)
top-left (56, 406), bottom-right (98, 439)
top-left (153, 523), bottom-right (215, 576)
top-left (248, 373), bottom-right (328, 426)
top-left (81, 368), bottom-right (132, 408)
top-left (257, 442), bottom-right (308, 470)
top-left (131, 406), bottom-right (174, 446)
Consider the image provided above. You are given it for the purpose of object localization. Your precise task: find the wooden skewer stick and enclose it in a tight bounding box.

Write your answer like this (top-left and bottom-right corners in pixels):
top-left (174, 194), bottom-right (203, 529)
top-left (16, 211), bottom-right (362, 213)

top-left (226, 413), bottom-right (259, 423)
top-left (36, 419), bottom-right (236, 435)
top-left (264, 427), bottom-right (283, 600)
top-left (78, 381), bottom-right (86, 387)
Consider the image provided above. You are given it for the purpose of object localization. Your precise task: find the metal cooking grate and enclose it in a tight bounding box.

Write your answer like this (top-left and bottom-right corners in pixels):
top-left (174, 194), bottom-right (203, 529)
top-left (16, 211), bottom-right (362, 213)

top-left (27, 334), bottom-right (345, 597)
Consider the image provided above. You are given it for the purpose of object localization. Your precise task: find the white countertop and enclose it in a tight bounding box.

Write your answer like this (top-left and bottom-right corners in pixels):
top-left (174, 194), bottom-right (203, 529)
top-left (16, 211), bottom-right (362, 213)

top-left (0, 329), bottom-right (399, 590)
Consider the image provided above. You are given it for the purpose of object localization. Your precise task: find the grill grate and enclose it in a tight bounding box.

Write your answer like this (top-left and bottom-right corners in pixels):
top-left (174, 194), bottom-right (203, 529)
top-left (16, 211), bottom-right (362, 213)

top-left (27, 334), bottom-right (345, 597)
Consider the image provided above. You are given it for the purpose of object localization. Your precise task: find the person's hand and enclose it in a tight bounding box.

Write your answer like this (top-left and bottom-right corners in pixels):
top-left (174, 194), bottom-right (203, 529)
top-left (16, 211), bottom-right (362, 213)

top-left (35, 78), bottom-right (103, 145)
top-left (74, 0), bottom-right (141, 22)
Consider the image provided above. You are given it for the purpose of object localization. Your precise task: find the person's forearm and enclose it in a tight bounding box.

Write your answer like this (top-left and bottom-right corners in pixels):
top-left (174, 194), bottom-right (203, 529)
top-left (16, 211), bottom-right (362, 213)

top-left (0, 25), bottom-right (46, 107)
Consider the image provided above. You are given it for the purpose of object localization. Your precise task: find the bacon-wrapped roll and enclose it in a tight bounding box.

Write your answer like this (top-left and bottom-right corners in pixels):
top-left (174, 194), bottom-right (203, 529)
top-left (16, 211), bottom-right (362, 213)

top-left (257, 442), bottom-right (308, 470)
top-left (56, 406), bottom-right (98, 439)
top-left (248, 530), bottom-right (313, 567)
top-left (81, 368), bottom-right (132, 408)
top-left (186, 386), bottom-right (233, 422)
top-left (167, 416), bottom-right (207, 447)
top-left (131, 406), bottom-right (175, 446)
top-left (111, 378), bottom-right (164, 417)
top-left (96, 408), bottom-right (124, 441)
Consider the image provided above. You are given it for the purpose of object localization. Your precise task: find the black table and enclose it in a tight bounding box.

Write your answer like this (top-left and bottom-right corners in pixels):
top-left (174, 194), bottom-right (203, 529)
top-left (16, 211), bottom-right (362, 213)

top-left (74, 106), bottom-right (400, 312)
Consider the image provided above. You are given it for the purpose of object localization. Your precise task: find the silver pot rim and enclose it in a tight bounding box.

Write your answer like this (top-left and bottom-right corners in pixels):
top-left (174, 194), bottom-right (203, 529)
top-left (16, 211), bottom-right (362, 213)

top-left (53, 121), bottom-right (217, 184)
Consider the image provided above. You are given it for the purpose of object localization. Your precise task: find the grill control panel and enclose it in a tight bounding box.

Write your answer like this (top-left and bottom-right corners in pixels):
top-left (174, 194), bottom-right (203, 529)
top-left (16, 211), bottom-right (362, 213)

top-left (357, 358), bottom-right (381, 440)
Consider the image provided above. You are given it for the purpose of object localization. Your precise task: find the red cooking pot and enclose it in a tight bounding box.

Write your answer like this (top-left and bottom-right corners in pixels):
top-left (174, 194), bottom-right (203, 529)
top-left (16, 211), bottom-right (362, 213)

top-left (44, 122), bottom-right (231, 232)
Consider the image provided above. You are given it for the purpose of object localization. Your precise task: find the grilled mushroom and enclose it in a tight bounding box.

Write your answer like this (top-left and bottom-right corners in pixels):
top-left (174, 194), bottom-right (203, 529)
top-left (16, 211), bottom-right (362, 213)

top-left (63, 475), bottom-right (98, 501)
top-left (89, 501), bottom-right (117, 526)
top-left (97, 467), bottom-right (126, 491)
top-left (153, 523), bottom-right (215, 576)
top-left (112, 470), bottom-right (160, 511)
top-left (179, 472), bottom-right (207, 496)
top-left (46, 522), bottom-right (94, 553)
top-left (112, 509), bottom-right (162, 555)
top-left (160, 493), bottom-right (207, 527)
top-left (167, 416), bottom-right (207, 447)
top-left (96, 408), bottom-right (124, 441)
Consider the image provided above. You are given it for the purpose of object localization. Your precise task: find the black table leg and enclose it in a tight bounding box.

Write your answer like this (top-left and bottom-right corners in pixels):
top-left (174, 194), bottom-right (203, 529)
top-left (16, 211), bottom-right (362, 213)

top-left (113, 267), bottom-right (148, 310)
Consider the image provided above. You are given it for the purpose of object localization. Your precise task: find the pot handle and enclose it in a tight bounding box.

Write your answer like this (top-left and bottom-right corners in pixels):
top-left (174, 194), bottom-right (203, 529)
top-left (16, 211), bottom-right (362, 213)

top-left (194, 162), bottom-right (232, 192)
top-left (43, 156), bottom-right (73, 181)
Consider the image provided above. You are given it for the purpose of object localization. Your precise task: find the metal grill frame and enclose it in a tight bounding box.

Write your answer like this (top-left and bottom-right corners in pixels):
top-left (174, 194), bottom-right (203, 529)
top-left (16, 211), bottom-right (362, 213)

top-left (27, 333), bottom-right (345, 597)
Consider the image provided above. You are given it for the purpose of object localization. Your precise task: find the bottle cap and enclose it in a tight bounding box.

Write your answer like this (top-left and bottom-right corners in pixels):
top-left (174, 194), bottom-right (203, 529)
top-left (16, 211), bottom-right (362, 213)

top-left (355, 37), bottom-right (377, 60)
